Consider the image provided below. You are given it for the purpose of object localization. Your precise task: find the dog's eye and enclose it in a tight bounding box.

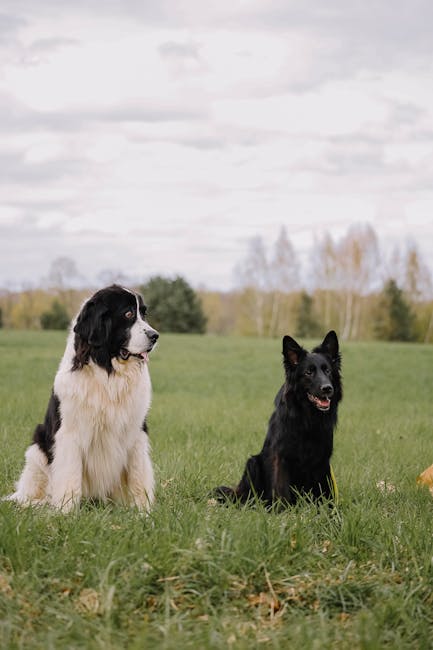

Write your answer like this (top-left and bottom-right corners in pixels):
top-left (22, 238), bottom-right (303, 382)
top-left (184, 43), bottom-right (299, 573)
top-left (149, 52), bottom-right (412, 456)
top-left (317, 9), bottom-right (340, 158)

top-left (124, 310), bottom-right (135, 320)
top-left (305, 367), bottom-right (314, 376)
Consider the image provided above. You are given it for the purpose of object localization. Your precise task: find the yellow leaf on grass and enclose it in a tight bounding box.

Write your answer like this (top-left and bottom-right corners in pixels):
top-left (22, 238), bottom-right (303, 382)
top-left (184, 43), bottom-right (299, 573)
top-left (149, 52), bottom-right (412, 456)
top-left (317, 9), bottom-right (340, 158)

top-left (0, 575), bottom-right (12, 597)
top-left (376, 480), bottom-right (396, 493)
top-left (75, 588), bottom-right (100, 615)
top-left (247, 592), bottom-right (281, 613)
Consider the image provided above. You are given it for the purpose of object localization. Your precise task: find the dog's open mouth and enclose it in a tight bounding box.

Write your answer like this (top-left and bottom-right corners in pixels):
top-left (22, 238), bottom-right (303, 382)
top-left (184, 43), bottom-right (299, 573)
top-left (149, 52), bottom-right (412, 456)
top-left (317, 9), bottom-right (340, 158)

top-left (307, 393), bottom-right (331, 411)
top-left (119, 348), bottom-right (149, 363)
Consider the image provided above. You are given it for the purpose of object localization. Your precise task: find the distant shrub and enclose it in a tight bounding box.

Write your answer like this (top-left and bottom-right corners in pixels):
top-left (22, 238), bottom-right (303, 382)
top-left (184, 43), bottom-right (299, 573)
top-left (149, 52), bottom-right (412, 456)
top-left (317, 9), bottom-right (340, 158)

top-left (40, 300), bottom-right (70, 330)
top-left (140, 276), bottom-right (207, 334)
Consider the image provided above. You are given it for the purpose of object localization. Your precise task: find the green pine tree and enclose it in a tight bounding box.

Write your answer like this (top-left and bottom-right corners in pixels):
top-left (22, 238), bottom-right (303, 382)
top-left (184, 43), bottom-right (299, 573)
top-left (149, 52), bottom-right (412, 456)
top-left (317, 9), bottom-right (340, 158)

top-left (374, 279), bottom-right (417, 341)
top-left (139, 276), bottom-right (207, 333)
top-left (295, 292), bottom-right (322, 338)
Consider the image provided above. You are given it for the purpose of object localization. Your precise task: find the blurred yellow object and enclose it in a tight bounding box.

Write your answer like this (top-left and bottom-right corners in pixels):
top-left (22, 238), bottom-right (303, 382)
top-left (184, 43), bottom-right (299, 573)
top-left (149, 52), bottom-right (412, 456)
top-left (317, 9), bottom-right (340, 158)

top-left (416, 464), bottom-right (433, 494)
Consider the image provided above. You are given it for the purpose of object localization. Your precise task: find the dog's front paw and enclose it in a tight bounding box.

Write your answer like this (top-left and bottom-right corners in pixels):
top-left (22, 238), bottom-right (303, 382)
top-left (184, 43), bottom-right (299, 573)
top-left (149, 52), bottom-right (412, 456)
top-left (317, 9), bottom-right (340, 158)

top-left (130, 491), bottom-right (154, 514)
top-left (1, 492), bottom-right (49, 507)
top-left (1, 493), bottom-right (18, 502)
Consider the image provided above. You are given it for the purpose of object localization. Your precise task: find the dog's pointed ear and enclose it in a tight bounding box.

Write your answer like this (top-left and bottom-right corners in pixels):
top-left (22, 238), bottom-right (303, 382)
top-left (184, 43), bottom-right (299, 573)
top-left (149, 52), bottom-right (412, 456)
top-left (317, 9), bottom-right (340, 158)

top-left (73, 300), bottom-right (110, 347)
top-left (320, 330), bottom-right (339, 362)
top-left (282, 335), bottom-right (305, 367)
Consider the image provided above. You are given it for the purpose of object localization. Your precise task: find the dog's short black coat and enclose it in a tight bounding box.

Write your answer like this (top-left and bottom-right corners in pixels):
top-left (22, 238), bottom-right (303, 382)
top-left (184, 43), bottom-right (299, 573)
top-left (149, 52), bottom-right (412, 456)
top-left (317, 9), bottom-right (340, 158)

top-left (214, 331), bottom-right (342, 507)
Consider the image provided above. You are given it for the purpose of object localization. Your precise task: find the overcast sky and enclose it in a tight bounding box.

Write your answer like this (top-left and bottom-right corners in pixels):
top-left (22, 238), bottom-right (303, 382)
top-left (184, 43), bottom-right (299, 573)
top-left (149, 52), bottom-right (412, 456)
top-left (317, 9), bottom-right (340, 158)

top-left (1, 0), bottom-right (433, 290)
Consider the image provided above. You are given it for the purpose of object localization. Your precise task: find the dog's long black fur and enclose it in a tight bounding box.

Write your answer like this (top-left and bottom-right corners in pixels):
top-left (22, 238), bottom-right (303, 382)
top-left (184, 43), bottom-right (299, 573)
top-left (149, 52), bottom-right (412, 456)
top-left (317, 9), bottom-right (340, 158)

top-left (214, 331), bottom-right (342, 508)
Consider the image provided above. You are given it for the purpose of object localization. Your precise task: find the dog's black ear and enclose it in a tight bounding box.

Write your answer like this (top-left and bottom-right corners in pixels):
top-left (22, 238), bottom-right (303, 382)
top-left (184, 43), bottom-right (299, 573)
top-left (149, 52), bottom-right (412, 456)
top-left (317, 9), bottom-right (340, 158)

top-left (282, 335), bottom-right (305, 367)
top-left (320, 330), bottom-right (339, 362)
top-left (73, 299), bottom-right (111, 347)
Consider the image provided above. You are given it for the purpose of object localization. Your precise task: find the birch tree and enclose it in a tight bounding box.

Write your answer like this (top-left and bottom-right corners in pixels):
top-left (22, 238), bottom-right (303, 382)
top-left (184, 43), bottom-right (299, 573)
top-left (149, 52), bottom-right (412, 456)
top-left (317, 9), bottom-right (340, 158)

top-left (337, 224), bottom-right (380, 340)
top-left (45, 256), bottom-right (82, 315)
top-left (403, 244), bottom-right (432, 301)
top-left (235, 236), bottom-right (269, 336)
top-left (402, 243), bottom-right (433, 341)
top-left (268, 226), bottom-right (299, 336)
top-left (311, 232), bottom-right (338, 330)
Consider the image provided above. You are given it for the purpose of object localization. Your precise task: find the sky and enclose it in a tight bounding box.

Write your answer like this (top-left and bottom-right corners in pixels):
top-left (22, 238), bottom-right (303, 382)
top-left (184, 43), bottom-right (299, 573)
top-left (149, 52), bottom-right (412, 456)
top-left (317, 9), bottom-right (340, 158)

top-left (1, 0), bottom-right (433, 291)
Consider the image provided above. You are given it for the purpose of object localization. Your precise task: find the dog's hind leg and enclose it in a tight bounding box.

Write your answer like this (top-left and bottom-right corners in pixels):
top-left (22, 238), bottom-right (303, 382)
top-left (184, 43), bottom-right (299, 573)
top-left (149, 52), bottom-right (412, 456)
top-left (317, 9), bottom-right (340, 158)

top-left (234, 454), bottom-right (266, 503)
top-left (4, 444), bottom-right (49, 505)
top-left (213, 454), bottom-right (266, 505)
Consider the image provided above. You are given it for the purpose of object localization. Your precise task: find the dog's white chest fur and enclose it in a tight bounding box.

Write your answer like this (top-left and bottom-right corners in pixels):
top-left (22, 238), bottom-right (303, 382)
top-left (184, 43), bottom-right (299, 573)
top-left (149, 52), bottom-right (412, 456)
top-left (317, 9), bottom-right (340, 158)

top-left (54, 353), bottom-right (152, 500)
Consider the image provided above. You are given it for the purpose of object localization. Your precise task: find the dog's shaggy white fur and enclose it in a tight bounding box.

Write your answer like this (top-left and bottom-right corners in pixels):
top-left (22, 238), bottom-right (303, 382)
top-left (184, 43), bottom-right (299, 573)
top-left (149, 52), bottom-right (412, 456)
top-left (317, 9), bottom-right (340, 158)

top-left (6, 285), bottom-right (158, 513)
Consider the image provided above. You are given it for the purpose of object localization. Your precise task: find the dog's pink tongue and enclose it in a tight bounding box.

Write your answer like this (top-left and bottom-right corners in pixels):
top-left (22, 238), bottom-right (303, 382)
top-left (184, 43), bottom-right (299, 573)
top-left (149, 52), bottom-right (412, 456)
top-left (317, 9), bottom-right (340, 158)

top-left (318, 397), bottom-right (330, 408)
top-left (142, 352), bottom-right (149, 363)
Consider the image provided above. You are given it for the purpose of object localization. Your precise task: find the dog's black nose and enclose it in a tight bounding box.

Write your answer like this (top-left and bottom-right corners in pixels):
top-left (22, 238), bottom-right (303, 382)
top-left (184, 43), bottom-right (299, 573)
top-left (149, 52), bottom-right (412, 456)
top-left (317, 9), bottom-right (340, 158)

top-left (147, 330), bottom-right (159, 344)
top-left (321, 384), bottom-right (333, 396)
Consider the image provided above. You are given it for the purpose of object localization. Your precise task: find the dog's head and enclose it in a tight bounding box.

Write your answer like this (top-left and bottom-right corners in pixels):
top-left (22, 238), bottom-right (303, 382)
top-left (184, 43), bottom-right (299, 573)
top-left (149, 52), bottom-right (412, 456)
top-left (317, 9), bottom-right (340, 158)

top-left (282, 330), bottom-right (342, 412)
top-left (72, 285), bottom-right (159, 373)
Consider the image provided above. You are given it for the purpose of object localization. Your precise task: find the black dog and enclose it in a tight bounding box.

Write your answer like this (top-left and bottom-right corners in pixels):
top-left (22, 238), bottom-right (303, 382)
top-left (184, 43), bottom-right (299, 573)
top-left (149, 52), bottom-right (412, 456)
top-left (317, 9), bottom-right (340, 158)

top-left (214, 331), bottom-right (342, 508)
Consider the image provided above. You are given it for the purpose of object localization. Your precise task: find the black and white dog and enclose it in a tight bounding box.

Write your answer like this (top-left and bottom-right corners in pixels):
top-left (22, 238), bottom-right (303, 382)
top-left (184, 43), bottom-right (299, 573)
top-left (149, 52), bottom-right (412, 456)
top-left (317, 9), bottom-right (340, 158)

top-left (6, 285), bottom-right (159, 512)
top-left (214, 331), bottom-right (342, 508)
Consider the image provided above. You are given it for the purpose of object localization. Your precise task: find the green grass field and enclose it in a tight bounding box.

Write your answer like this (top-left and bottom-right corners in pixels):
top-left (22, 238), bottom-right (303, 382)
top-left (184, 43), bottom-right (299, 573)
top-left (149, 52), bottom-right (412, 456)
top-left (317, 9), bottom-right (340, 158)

top-left (1, 330), bottom-right (433, 649)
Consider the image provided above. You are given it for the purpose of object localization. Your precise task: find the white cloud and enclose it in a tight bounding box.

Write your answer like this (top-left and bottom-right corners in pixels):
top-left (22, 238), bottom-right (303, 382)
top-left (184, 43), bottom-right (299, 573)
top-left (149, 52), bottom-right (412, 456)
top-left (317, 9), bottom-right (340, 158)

top-left (1, 1), bottom-right (433, 290)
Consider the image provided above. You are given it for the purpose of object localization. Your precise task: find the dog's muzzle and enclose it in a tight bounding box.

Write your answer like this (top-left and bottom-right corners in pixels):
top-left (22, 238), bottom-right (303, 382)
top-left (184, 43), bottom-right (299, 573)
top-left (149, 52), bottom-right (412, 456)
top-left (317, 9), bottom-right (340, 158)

top-left (307, 393), bottom-right (331, 411)
top-left (119, 348), bottom-right (149, 362)
top-left (119, 329), bottom-right (159, 363)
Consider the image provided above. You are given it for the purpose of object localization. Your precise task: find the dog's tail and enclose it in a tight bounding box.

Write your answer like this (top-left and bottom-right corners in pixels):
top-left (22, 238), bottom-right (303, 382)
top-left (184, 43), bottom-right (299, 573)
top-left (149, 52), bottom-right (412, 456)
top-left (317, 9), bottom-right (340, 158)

top-left (211, 485), bottom-right (237, 503)
top-left (212, 454), bottom-right (265, 505)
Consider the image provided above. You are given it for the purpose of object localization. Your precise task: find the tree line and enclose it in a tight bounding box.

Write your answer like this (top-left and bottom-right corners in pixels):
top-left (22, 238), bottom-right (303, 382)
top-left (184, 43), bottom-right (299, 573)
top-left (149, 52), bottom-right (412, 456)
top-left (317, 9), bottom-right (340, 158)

top-left (201, 224), bottom-right (432, 342)
top-left (0, 223), bottom-right (432, 342)
top-left (0, 275), bottom-right (207, 335)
